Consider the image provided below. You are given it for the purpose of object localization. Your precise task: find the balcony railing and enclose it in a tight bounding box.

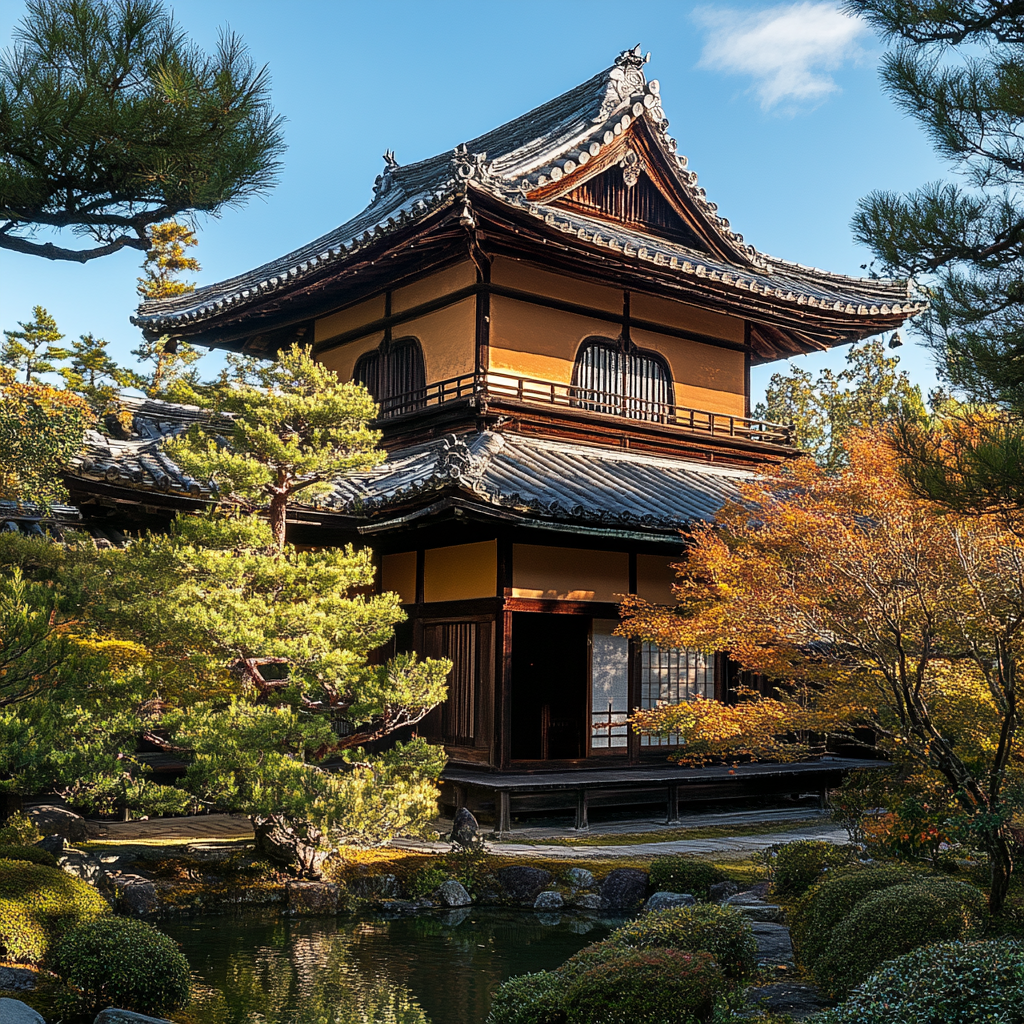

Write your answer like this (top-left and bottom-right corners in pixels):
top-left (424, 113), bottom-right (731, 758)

top-left (374, 371), bottom-right (795, 447)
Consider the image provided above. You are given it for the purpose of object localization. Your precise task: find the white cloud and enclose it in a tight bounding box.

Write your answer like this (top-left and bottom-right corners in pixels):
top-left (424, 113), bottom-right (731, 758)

top-left (694, 2), bottom-right (872, 112)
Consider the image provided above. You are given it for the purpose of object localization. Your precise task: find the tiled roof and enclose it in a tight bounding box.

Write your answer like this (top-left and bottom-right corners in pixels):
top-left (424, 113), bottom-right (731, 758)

top-left (330, 431), bottom-right (746, 534)
top-left (134, 46), bottom-right (922, 335)
top-left (65, 393), bottom-right (745, 534)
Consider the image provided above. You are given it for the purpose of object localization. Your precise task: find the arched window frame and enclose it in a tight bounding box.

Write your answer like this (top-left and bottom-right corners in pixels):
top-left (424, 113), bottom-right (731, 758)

top-left (571, 337), bottom-right (674, 422)
top-left (353, 336), bottom-right (426, 417)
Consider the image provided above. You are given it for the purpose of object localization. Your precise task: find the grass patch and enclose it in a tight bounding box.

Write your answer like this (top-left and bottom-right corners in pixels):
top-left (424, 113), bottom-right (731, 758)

top-left (506, 817), bottom-right (829, 847)
top-left (79, 835), bottom-right (254, 851)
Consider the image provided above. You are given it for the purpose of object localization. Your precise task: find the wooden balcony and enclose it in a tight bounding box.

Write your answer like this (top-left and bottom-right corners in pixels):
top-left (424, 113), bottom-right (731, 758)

top-left (375, 371), bottom-right (795, 447)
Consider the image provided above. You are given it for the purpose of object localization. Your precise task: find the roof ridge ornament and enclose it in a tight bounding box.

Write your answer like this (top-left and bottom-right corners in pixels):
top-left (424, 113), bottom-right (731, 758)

top-left (373, 150), bottom-right (401, 199)
top-left (597, 45), bottom-right (650, 122)
top-left (450, 143), bottom-right (493, 185)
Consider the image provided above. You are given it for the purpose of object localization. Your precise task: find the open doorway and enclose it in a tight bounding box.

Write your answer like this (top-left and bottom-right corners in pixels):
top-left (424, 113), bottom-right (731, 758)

top-left (510, 612), bottom-right (588, 760)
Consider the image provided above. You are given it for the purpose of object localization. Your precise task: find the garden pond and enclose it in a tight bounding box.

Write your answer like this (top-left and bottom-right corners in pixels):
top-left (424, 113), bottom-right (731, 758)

top-left (162, 908), bottom-right (631, 1024)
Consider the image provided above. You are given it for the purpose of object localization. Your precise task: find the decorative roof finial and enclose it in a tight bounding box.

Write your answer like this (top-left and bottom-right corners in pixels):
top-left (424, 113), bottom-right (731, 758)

top-left (383, 149), bottom-right (400, 170)
top-left (615, 44), bottom-right (650, 72)
top-left (373, 150), bottom-right (401, 199)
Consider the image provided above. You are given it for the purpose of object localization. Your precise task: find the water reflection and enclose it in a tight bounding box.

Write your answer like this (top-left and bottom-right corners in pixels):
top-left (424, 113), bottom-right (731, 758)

top-left (164, 909), bottom-right (624, 1024)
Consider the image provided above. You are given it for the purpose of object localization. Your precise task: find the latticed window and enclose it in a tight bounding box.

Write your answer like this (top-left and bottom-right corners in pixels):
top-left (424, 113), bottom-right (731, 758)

top-left (422, 621), bottom-right (479, 747)
top-left (353, 337), bottom-right (426, 416)
top-left (640, 643), bottom-right (714, 747)
top-left (571, 339), bottom-right (673, 421)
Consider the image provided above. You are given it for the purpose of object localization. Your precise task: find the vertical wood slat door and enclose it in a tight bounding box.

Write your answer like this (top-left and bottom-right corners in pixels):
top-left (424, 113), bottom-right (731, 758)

top-left (421, 620), bottom-right (492, 750)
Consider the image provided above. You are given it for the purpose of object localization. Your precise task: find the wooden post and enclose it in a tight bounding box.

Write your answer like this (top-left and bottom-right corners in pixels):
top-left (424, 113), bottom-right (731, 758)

top-left (498, 790), bottom-right (512, 835)
top-left (666, 782), bottom-right (679, 824)
top-left (575, 788), bottom-right (590, 831)
top-left (453, 785), bottom-right (466, 814)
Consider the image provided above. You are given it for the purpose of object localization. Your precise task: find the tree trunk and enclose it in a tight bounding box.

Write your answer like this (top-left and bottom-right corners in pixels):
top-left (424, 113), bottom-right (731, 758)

top-left (269, 494), bottom-right (287, 550)
top-left (986, 829), bottom-right (1014, 915)
top-left (251, 814), bottom-right (331, 879)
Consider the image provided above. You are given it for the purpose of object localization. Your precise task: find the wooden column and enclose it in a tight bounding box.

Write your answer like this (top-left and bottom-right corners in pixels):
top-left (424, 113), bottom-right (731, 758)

top-left (575, 788), bottom-right (590, 831)
top-left (474, 259), bottom-right (491, 380)
top-left (494, 536), bottom-right (513, 770)
top-left (497, 790), bottom-right (512, 835)
top-left (666, 782), bottom-right (680, 824)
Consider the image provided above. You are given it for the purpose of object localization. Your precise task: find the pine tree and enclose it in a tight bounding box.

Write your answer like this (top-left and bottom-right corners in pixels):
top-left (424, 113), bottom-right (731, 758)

top-left (849, 0), bottom-right (1024, 513)
top-left (0, 0), bottom-right (284, 263)
top-left (1, 306), bottom-right (69, 383)
top-left (59, 334), bottom-right (138, 416)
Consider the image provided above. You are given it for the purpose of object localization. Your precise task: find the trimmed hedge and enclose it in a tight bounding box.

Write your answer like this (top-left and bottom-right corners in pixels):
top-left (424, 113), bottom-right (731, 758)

top-left (484, 971), bottom-right (564, 1024)
top-left (813, 878), bottom-right (988, 997)
top-left (51, 917), bottom-right (192, 1015)
top-left (647, 855), bottom-right (724, 900)
top-left (609, 904), bottom-right (758, 979)
top-left (789, 865), bottom-right (924, 969)
top-left (561, 947), bottom-right (722, 1024)
top-left (0, 858), bottom-right (108, 963)
top-left (819, 940), bottom-right (1024, 1024)
top-left (487, 940), bottom-right (726, 1024)
top-left (0, 812), bottom-right (42, 846)
top-left (767, 839), bottom-right (855, 898)
top-left (0, 845), bottom-right (58, 868)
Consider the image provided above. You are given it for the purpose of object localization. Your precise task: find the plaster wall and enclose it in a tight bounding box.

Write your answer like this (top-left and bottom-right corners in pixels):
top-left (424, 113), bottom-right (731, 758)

top-left (424, 540), bottom-right (497, 603)
top-left (636, 552), bottom-right (679, 606)
top-left (512, 545), bottom-right (629, 602)
top-left (314, 295), bottom-right (386, 345)
top-left (381, 551), bottom-right (417, 604)
top-left (392, 262), bottom-right (476, 313)
top-left (491, 256), bottom-right (622, 314)
top-left (315, 331), bottom-right (385, 382)
top-left (401, 298), bottom-right (476, 382)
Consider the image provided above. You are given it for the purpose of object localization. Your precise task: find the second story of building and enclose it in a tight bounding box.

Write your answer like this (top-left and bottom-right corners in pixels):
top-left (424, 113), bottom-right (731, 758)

top-left (133, 46), bottom-right (923, 467)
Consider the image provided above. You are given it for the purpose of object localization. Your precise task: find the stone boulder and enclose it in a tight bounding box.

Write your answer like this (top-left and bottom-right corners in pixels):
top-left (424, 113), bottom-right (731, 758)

top-left (572, 892), bottom-right (601, 911)
top-left (563, 867), bottom-right (594, 888)
top-left (599, 867), bottom-right (649, 910)
top-left (750, 922), bottom-right (795, 967)
top-left (708, 880), bottom-right (739, 903)
top-left (0, 999), bottom-right (45, 1024)
top-left (286, 880), bottom-right (339, 915)
top-left (496, 865), bottom-right (552, 903)
top-left (722, 891), bottom-right (785, 923)
top-left (104, 874), bottom-right (160, 917)
top-left (643, 891), bottom-right (696, 913)
top-left (35, 834), bottom-right (65, 857)
top-left (94, 1011), bottom-right (176, 1024)
top-left (450, 808), bottom-right (479, 848)
top-left (0, 967), bottom-right (35, 992)
top-left (533, 890), bottom-right (564, 911)
top-left (26, 804), bottom-right (90, 841)
top-left (436, 879), bottom-right (472, 907)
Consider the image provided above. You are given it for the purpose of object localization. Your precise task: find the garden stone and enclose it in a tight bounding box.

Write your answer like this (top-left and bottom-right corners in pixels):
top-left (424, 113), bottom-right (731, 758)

top-left (35, 834), bottom-right (65, 856)
top-left (573, 892), bottom-right (601, 910)
top-left (0, 968), bottom-right (35, 992)
top-left (105, 873), bottom-right (159, 916)
top-left (450, 807), bottom-right (479, 848)
top-left (497, 865), bottom-right (552, 902)
top-left (94, 1011), bottom-right (175, 1024)
top-left (643, 891), bottom-right (696, 913)
top-left (285, 880), bottom-right (339, 915)
top-left (27, 804), bottom-right (90, 841)
top-left (535, 912), bottom-right (562, 927)
top-left (436, 879), bottom-right (472, 907)
top-left (745, 982), bottom-right (831, 1020)
top-left (599, 867), bottom-right (649, 910)
top-left (0, 999), bottom-right (45, 1024)
top-left (60, 849), bottom-right (110, 886)
top-left (723, 890), bottom-right (786, 922)
top-left (564, 867), bottom-right (594, 888)
top-left (708, 880), bottom-right (739, 902)
top-left (751, 922), bottom-right (795, 966)
top-left (534, 890), bottom-right (564, 910)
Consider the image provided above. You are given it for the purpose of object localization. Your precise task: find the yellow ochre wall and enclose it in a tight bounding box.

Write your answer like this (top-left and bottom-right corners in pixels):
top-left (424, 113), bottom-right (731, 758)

top-left (383, 543), bottom-right (680, 606)
top-left (488, 258), bottom-right (746, 416)
top-left (424, 541), bottom-right (497, 603)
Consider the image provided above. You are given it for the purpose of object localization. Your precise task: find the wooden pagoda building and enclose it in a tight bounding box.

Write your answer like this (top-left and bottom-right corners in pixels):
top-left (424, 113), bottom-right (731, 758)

top-left (64, 47), bottom-right (921, 828)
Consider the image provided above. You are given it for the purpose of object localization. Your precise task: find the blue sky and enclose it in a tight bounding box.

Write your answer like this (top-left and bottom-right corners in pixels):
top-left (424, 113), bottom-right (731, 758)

top-left (0, 0), bottom-right (949, 405)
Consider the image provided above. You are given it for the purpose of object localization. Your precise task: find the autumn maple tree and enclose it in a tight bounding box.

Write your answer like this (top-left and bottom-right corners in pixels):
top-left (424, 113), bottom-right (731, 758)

top-left (620, 430), bottom-right (1024, 912)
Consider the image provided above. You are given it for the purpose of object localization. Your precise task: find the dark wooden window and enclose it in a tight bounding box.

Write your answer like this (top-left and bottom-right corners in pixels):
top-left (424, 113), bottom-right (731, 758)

top-left (571, 339), bottom-right (674, 421)
top-left (354, 337), bottom-right (426, 416)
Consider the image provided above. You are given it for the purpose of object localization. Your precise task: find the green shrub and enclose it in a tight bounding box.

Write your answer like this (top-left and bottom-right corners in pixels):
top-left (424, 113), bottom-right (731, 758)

top-left (561, 946), bottom-right (723, 1024)
top-left (0, 858), bottom-right (108, 963)
top-left (51, 917), bottom-right (191, 1015)
top-left (789, 864), bottom-right (924, 968)
top-left (762, 839), bottom-right (855, 898)
top-left (647, 855), bottom-right (724, 900)
top-left (813, 878), bottom-right (988, 997)
top-left (408, 866), bottom-right (449, 899)
top-left (0, 844), bottom-right (58, 868)
top-left (0, 812), bottom-right (41, 846)
top-left (484, 971), bottom-right (564, 1024)
top-left (817, 939), bottom-right (1024, 1024)
top-left (609, 904), bottom-right (758, 979)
